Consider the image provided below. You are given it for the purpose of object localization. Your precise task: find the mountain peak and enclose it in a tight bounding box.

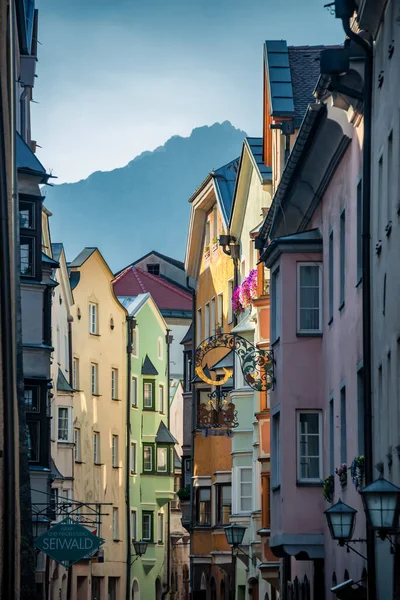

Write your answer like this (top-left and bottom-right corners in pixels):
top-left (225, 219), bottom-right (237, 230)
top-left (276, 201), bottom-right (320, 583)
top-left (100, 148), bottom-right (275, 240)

top-left (44, 121), bottom-right (247, 271)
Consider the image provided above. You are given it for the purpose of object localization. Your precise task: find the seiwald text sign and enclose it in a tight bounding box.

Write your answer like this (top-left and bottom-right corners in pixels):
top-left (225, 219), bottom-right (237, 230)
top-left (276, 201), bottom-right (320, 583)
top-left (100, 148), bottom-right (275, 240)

top-left (34, 517), bottom-right (104, 568)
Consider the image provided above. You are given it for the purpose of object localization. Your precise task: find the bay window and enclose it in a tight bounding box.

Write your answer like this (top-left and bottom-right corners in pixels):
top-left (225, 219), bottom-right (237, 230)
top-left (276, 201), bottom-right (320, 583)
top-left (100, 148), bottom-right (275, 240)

top-left (196, 487), bottom-right (211, 526)
top-left (216, 484), bottom-right (232, 525)
top-left (297, 263), bottom-right (322, 334)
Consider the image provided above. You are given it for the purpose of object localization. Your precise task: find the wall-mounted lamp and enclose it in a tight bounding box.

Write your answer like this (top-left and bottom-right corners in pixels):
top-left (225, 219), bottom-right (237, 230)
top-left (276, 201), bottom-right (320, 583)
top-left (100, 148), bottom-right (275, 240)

top-left (219, 234), bottom-right (240, 260)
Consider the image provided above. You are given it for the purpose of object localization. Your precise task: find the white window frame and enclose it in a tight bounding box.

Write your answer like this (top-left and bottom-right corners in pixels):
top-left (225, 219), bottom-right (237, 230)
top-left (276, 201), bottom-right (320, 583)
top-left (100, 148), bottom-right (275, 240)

top-left (158, 337), bottom-right (163, 360)
top-left (91, 363), bottom-right (98, 395)
top-left (144, 382), bottom-right (153, 409)
top-left (157, 447), bottom-right (168, 472)
top-left (204, 302), bottom-right (210, 339)
top-left (132, 328), bottom-right (139, 358)
top-left (228, 279), bottom-right (234, 324)
top-left (130, 442), bottom-right (137, 474)
top-left (196, 308), bottom-right (202, 345)
top-left (111, 368), bottom-right (118, 399)
top-left (296, 410), bottom-right (323, 483)
top-left (237, 466), bottom-right (252, 514)
top-left (217, 293), bottom-right (223, 328)
top-left (73, 358), bottom-right (79, 390)
top-left (93, 432), bottom-right (100, 464)
top-left (89, 302), bottom-right (98, 335)
top-left (210, 297), bottom-right (216, 336)
top-left (57, 407), bottom-right (72, 443)
top-left (158, 384), bottom-right (165, 414)
top-left (212, 206), bottom-right (218, 240)
top-left (297, 262), bottom-right (323, 334)
top-left (131, 509), bottom-right (137, 541)
top-left (74, 428), bottom-right (81, 461)
top-left (142, 513), bottom-right (152, 541)
top-left (131, 376), bottom-right (138, 408)
top-left (112, 434), bottom-right (119, 468)
top-left (143, 445), bottom-right (153, 472)
top-left (157, 512), bottom-right (164, 544)
top-left (112, 507), bottom-right (119, 540)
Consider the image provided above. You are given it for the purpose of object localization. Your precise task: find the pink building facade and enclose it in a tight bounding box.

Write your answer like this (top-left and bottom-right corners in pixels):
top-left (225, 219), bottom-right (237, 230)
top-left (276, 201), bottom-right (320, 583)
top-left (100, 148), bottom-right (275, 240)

top-left (259, 51), bottom-right (369, 597)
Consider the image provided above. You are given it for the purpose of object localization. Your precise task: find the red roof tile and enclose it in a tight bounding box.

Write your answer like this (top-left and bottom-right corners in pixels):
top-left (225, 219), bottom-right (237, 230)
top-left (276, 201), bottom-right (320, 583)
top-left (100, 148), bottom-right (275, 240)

top-left (113, 267), bottom-right (192, 312)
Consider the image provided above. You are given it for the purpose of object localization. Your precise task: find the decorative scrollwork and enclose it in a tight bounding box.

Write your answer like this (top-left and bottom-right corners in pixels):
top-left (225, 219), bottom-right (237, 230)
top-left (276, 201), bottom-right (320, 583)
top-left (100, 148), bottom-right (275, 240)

top-left (197, 389), bottom-right (239, 430)
top-left (195, 333), bottom-right (274, 392)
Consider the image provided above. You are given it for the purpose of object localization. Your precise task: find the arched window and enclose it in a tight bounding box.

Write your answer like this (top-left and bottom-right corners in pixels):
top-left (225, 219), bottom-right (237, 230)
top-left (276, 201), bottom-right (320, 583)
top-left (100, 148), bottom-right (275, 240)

top-left (132, 580), bottom-right (139, 600)
top-left (155, 578), bottom-right (162, 600)
top-left (132, 328), bottom-right (138, 357)
top-left (158, 337), bottom-right (163, 360)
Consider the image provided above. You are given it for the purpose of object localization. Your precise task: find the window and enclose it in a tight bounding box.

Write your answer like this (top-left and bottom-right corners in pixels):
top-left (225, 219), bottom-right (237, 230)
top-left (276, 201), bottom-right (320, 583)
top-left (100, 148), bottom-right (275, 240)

top-left (158, 385), bottom-right (164, 413)
top-left (143, 381), bottom-right (154, 410)
top-left (340, 387), bottom-right (347, 465)
top-left (130, 442), bottom-right (136, 473)
top-left (64, 336), bottom-right (69, 370)
top-left (157, 447), bottom-right (167, 472)
top-left (111, 368), bottom-right (118, 399)
top-left (26, 421), bottom-right (40, 462)
top-left (217, 293), bottom-right (223, 329)
top-left (112, 435), bottom-right (119, 467)
top-left (74, 428), bottom-right (81, 462)
top-left (339, 210), bottom-right (346, 308)
top-left (212, 206), bottom-right (218, 240)
top-left (112, 507), bottom-right (119, 540)
top-left (91, 363), bottom-right (98, 395)
top-left (157, 513), bottom-right (164, 544)
top-left (24, 385), bottom-right (40, 412)
top-left (73, 358), bottom-right (79, 390)
top-left (20, 237), bottom-right (34, 276)
top-left (93, 432), bottom-right (100, 464)
top-left (297, 411), bottom-right (322, 482)
top-left (108, 578), bottom-right (118, 600)
top-left (329, 230), bottom-right (334, 322)
top-left (271, 268), bottom-right (281, 341)
top-left (19, 200), bottom-right (35, 229)
top-left (210, 297), bottom-right (216, 336)
top-left (49, 487), bottom-right (58, 521)
top-left (329, 398), bottom-right (334, 475)
top-left (205, 220), bottom-right (210, 248)
top-left (272, 412), bottom-right (280, 487)
top-left (228, 279), bottom-right (234, 324)
top-left (131, 510), bottom-right (137, 541)
top-left (196, 488), bottom-right (211, 526)
top-left (92, 578), bottom-right (101, 600)
top-left (216, 485), bottom-right (232, 525)
top-left (132, 328), bottom-right (138, 357)
top-left (58, 407), bottom-right (71, 442)
top-left (205, 303), bottom-right (210, 338)
top-left (147, 263), bottom-right (160, 275)
top-left (143, 445), bottom-right (153, 472)
top-left (158, 337), bottom-right (163, 360)
top-left (297, 263), bottom-right (322, 333)
top-left (196, 308), bottom-right (202, 345)
top-left (357, 368), bottom-right (365, 455)
top-left (184, 458), bottom-right (191, 486)
top-left (239, 468), bottom-right (252, 513)
top-left (142, 512), bottom-right (153, 542)
top-left (131, 376), bottom-right (138, 407)
top-left (357, 180), bottom-right (363, 281)
top-left (89, 303), bottom-right (98, 335)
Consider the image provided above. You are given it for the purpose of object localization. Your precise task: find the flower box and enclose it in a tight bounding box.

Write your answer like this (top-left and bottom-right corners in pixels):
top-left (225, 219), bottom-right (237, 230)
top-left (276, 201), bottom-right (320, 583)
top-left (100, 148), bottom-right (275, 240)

top-left (335, 463), bottom-right (348, 488)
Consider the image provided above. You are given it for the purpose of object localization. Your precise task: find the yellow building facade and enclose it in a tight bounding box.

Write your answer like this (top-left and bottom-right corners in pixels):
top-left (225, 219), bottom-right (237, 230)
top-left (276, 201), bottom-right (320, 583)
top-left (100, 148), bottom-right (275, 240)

top-left (69, 248), bottom-right (127, 600)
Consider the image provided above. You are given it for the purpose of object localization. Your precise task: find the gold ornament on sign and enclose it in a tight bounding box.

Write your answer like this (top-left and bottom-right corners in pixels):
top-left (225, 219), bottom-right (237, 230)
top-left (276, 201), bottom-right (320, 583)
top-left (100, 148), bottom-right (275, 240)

top-left (195, 366), bottom-right (233, 386)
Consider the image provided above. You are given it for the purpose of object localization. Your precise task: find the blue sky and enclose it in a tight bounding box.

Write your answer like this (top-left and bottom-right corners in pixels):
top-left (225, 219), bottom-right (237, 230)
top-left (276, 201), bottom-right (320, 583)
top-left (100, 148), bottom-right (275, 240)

top-left (33, 0), bottom-right (343, 183)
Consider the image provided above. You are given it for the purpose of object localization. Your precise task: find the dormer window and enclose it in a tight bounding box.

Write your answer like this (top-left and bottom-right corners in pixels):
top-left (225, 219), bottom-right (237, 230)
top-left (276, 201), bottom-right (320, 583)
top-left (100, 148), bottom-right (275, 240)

top-left (147, 264), bottom-right (160, 276)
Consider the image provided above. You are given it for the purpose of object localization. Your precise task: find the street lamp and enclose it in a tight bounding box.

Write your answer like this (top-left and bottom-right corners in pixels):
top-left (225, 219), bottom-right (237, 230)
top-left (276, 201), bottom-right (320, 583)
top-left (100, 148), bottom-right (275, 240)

top-left (224, 524), bottom-right (247, 600)
top-left (325, 500), bottom-right (357, 546)
top-left (359, 476), bottom-right (400, 540)
top-left (131, 540), bottom-right (148, 564)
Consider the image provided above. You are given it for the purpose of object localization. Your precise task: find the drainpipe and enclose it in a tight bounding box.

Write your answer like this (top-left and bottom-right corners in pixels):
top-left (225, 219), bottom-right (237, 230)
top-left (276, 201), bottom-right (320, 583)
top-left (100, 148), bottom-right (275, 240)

top-left (162, 329), bottom-right (172, 599)
top-left (0, 3), bottom-right (17, 598)
top-left (125, 316), bottom-right (136, 600)
top-left (339, 6), bottom-right (375, 599)
top-left (186, 277), bottom-right (196, 597)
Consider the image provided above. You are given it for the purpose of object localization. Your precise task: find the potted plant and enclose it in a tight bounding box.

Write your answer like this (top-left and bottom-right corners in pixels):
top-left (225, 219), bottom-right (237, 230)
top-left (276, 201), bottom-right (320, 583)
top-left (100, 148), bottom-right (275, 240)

top-left (335, 463), bottom-right (348, 488)
top-left (322, 475), bottom-right (335, 503)
top-left (350, 456), bottom-right (365, 491)
top-left (177, 485), bottom-right (190, 501)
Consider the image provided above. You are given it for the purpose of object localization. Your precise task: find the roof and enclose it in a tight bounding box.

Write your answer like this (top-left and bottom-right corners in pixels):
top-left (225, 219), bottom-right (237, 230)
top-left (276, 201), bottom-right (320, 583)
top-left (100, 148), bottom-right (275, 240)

top-left (155, 421), bottom-right (178, 445)
top-left (113, 267), bottom-right (192, 313)
top-left (174, 449), bottom-right (182, 469)
top-left (264, 41), bottom-right (339, 125)
top-left (212, 157), bottom-right (240, 224)
top-left (141, 354), bottom-right (159, 376)
top-left (115, 250), bottom-right (185, 276)
top-left (180, 322), bottom-right (193, 345)
top-left (51, 243), bottom-right (63, 263)
top-left (169, 378), bottom-right (182, 403)
top-left (119, 292), bottom-right (151, 317)
top-left (42, 252), bottom-right (59, 267)
top-left (260, 229), bottom-right (323, 267)
top-left (209, 351), bottom-right (234, 371)
top-left (50, 458), bottom-right (64, 481)
top-left (245, 138), bottom-right (272, 183)
top-left (16, 132), bottom-right (52, 182)
top-left (230, 312), bottom-right (256, 334)
top-left (57, 368), bottom-right (74, 392)
top-left (69, 248), bottom-right (97, 268)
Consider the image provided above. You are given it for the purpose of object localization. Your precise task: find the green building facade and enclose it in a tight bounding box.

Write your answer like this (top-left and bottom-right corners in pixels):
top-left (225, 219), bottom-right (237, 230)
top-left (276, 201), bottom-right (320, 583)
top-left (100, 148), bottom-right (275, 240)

top-left (121, 293), bottom-right (176, 599)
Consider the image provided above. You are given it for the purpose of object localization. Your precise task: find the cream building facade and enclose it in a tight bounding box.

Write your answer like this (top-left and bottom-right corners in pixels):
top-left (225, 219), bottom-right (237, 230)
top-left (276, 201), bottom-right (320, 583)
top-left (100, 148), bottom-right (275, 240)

top-left (69, 247), bottom-right (128, 600)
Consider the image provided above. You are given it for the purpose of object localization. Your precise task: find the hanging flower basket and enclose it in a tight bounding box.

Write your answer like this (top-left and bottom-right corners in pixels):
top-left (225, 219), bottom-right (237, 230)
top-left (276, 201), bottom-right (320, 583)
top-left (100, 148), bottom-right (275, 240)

top-left (232, 270), bottom-right (258, 316)
top-left (335, 463), bottom-right (348, 488)
top-left (323, 475), bottom-right (335, 503)
top-left (350, 456), bottom-right (365, 491)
